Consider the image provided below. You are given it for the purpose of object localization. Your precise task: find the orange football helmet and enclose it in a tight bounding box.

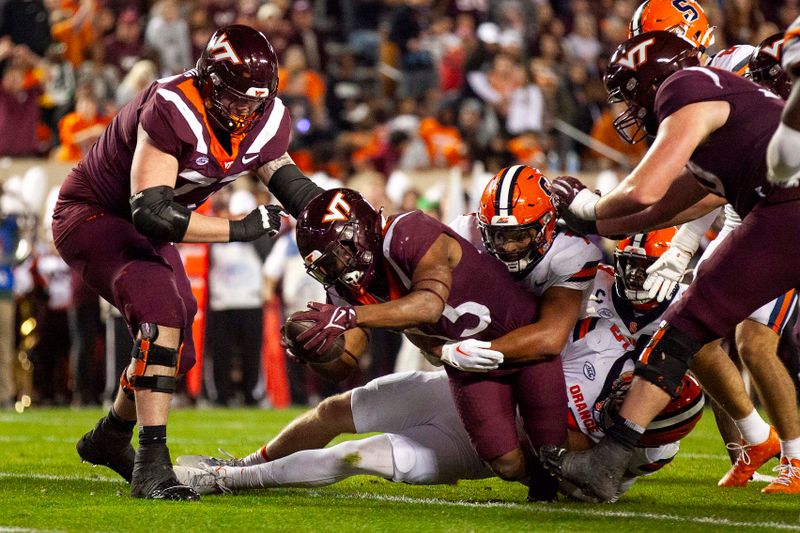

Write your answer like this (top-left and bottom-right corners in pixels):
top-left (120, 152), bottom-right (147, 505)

top-left (478, 165), bottom-right (557, 274)
top-left (629, 0), bottom-right (715, 51)
top-left (614, 228), bottom-right (678, 304)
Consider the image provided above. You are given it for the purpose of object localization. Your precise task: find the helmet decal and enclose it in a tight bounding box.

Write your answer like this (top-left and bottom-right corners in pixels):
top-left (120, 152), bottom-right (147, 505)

top-left (616, 37), bottom-right (656, 70)
top-left (322, 191), bottom-right (352, 223)
top-left (207, 33), bottom-right (242, 64)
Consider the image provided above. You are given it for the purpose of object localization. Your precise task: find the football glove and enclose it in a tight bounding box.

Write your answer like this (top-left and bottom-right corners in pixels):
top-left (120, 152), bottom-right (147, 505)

top-left (551, 176), bottom-right (600, 236)
top-left (643, 246), bottom-right (692, 302)
top-left (440, 339), bottom-right (504, 372)
top-left (229, 204), bottom-right (286, 242)
top-left (293, 302), bottom-right (358, 354)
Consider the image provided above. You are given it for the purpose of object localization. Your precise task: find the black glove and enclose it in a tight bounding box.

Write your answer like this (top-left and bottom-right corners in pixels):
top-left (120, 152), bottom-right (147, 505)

top-left (229, 205), bottom-right (285, 242)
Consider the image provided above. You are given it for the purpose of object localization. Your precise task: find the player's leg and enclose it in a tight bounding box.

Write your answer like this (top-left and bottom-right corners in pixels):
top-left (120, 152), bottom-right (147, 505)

top-left (445, 369), bottom-right (524, 483)
top-left (515, 357), bottom-right (567, 501)
top-left (59, 216), bottom-right (199, 500)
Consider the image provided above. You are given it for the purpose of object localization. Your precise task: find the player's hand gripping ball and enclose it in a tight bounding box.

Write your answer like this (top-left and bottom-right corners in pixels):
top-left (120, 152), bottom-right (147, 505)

top-left (282, 315), bottom-right (347, 364)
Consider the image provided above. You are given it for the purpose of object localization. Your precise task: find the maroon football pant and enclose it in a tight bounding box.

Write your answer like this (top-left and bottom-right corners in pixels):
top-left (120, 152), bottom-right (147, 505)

top-left (53, 210), bottom-right (197, 374)
top-left (445, 356), bottom-right (567, 462)
top-left (666, 196), bottom-right (800, 345)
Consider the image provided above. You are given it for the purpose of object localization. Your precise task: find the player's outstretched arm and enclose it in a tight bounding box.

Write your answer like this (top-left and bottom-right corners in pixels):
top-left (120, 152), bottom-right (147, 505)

top-left (130, 127), bottom-right (282, 243)
top-left (255, 152), bottom-right (325, 219)
top-left (489, 286), bottom-right (583, 362)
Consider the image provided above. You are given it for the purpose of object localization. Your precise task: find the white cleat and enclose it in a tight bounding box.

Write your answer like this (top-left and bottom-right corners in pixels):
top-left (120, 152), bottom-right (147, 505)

top-left (176, 449), bottom-right (245, 469)
top-left (173, 465), bottom-right (233, 495)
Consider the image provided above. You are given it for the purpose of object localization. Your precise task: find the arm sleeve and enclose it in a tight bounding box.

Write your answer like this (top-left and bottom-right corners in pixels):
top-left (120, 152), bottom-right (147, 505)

top-left (267, 164), bottom-right (325, 218)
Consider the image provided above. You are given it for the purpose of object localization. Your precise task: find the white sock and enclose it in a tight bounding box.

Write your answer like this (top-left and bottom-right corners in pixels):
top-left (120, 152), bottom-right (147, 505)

top-left (221, 435), bottom-right (395, 490)
top-left (780, 437), bottom-right (800, 461)
top-left (734, 409), bottom-right (771, 444)
top-left (241, 446), bottom-right (269, 467)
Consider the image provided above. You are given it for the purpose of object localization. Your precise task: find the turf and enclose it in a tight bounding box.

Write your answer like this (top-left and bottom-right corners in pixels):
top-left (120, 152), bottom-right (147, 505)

top-left (1, 407), bottom-right (797, 532)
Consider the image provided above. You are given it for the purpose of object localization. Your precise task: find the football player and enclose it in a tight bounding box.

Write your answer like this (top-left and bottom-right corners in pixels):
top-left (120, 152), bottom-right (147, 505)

top-left (172, 230), bottom-right (700, 502)
top-left (543, 30), bottom-right (800, 500)
top-left (628, 1), bottom-right (797, 492)
top-left (281, 186), bottom-right (569, 500)
top-left (57, 25), bottom-right (291, 500)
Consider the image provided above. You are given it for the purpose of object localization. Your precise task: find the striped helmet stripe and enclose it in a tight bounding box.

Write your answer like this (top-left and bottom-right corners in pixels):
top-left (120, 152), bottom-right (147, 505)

top-left (630, 1), bottom-right (648, 34)
top-left (495, 165), bottom-right (524, 217)
top-left (631, 233), bottom-right (647, 249)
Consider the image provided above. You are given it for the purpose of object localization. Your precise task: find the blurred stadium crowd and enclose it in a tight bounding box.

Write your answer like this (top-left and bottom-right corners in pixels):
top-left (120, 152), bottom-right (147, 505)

top-left (0, 0), bottom-right (796, 410)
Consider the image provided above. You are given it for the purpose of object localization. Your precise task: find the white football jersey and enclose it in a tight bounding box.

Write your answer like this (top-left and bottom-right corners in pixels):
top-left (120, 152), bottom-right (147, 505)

top-left (584, 265), bottom-right (683, 341)
top-left (783, 16), bottom-right (800, 70)
top-left (448, 213), bottom-right (603, 297)
top-left (708, 44), bottom-right (755, 74)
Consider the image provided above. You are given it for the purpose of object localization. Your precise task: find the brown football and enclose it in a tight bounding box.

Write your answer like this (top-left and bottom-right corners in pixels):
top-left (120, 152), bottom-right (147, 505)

top-left (281, 317), bottom-right (345, 364)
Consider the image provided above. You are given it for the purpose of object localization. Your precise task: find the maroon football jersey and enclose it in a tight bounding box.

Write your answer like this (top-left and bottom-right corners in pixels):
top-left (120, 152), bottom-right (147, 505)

top-left (654, 67), bottom-right (783, 216)
top-left (329, 211), bottom-right (540, 343)
top-left (54, 69), bottom-right (291, 238)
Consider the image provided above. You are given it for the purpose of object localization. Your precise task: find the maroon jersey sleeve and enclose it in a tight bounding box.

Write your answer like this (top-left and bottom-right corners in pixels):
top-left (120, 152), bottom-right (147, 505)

top-left (138, 90), bottom-right (194, 160)
top-left (384, 211), bottom-right (443, 277)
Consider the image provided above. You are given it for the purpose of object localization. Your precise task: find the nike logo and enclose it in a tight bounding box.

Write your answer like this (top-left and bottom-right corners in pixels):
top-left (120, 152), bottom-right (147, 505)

top-left (534, 280), bottom-right (547, 287)
top-left (455, 345), bottom-right (470, 357)
top-left (242, 154), bottom-right (259, 165)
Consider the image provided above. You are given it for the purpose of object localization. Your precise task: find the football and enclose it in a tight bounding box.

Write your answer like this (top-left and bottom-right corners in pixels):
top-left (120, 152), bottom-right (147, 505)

top-left (281, 317), bottom-right (345, 364)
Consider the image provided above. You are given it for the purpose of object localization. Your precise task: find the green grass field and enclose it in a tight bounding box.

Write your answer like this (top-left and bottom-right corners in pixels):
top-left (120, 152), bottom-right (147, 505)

top-left (1, 406), bottom-right (799, 532)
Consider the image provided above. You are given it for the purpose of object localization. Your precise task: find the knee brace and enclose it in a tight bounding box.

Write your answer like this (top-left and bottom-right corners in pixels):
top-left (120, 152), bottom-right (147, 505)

top-left (634, 323), bottom-right (702, 398)
top-left (120, 323), bottom-right (180, 399)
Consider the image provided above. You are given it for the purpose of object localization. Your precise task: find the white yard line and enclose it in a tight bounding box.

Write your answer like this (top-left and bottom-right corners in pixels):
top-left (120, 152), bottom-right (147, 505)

top-left (1, 471), bottom-right (796, 530)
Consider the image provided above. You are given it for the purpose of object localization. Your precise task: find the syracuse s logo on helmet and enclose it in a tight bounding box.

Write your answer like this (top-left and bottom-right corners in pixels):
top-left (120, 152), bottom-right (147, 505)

top-left (617, 37), bottom-right (656, 70)
top-left (207, 33), bottom-right (242, 65)
top-left (322, 191), bottom-right (352, 223)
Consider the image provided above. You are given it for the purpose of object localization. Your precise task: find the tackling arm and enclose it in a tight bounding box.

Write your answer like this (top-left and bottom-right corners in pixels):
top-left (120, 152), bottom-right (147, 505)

top-left (594, 101), bottom-right (730, 221)
top-left (488, 286), bottom-right (584, 362)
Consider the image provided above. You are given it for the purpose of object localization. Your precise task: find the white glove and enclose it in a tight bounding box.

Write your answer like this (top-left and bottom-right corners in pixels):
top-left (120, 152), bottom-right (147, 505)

top-left (643, 246), bottom-right (692, 302)
top-left (440, 339), bottom-right (504, 372)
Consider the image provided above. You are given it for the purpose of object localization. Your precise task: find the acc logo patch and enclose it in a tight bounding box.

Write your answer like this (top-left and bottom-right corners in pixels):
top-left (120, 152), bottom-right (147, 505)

top-left (598, 308), bottom-right (614, 319)
top-left (583, 361), bottom-right (596, 381)
top-left (196, 156), bottom-right (209, 165)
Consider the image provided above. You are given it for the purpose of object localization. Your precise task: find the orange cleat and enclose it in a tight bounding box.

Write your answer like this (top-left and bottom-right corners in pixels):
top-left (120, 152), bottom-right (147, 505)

top-left (762, 457), bottom-right (800, 494)
top-left (718, 427), bottom-right (780, 487)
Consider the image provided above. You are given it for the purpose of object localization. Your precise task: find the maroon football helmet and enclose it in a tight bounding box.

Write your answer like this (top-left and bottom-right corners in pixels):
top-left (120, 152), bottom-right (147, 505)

top-left (604, 31), bottom-right (701, 143)
top-left (196, 25), bottom-right (279, 134)
top-left (748, 33), bottom-right (791, 100)
top-left (296, 188), bottom-right (383, 294)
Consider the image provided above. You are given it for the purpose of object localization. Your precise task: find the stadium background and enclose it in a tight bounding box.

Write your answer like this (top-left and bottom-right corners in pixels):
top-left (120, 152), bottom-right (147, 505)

top-left (0, 0), bottom-right (795, 411)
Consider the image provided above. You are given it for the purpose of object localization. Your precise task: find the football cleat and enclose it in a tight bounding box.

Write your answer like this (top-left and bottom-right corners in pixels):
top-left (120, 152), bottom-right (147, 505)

top-left (173, 465), bottom-right (233, 495)
top-left (130, 445), bottom-right (200, 501)
top-left (176, 449), bottom-right (245, 469)
top-left (717, 426), bottom-right (780, 487)
top-left (76, 417), bottom-right (136, 483)
top-left (539, 438), bottom-right (633, 503)
top-left (762, 457), bottom-right (800, 494)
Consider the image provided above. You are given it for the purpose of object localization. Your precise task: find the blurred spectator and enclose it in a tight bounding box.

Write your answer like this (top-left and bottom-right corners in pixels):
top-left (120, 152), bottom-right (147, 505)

top-left (0, 0), bottom-right (51, 58)
top-left (339, 0), bottom-right (384, 65)
top-left (49, 0), bottom-right (96, 67)
top-left (287, 0), bottom-right (326, 72)
top-left (67, 273), bottom-right (102, 406)
top-left (76, 42), bottom-right (118, 106)
top-left (255, 3), bottom-right (290, 59)
top-left (206, 0), bottom-right (239, 28)
top-left (0, 52), bottom-right (44, 157)
top-left (564, 13), bottom-right (602, 65)
top-left (418, 101), bottom-right (464, 168)
top-left (278, 44), bottom-right (328, 139)
top-left (145, 0), bottom-right (191, 76)
top-left (388, 0), bottom-right (439, 99)
top-left (204, 190), bottom-right (266, 407)
top-left (589, 102), bottom-right (647, 169)
top-left (115, 59), bottom-right (157, 108)
top-left (189, 23), bottom-right (214, 63)
top-left (724, 0), bottom-right (765, 45)
top-left (103, 8), bottom-right (148, 78)
top-left (54, 84), bottom-right (111, 162)
top-left (40, 42), bottom-right (76, 145)
top-left (0, 210), bottom-right (17, 408)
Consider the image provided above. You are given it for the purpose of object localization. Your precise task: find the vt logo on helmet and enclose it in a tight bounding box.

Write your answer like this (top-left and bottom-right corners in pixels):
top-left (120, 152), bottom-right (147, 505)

top-left (747, 33), bottom-right (792, 99)
top-left (196, 25), bottom-right (279, 134)
top-left (296, 188), bottom-right (383, 293)
top-left (478, 165), bottom-right (557, 275)
top-left (604, 31), bottom-right (701, 143)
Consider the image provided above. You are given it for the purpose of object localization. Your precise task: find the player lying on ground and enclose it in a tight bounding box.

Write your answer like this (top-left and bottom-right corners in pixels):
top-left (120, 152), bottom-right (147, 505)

top-left (173, 230), bottom-right (702, 501)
